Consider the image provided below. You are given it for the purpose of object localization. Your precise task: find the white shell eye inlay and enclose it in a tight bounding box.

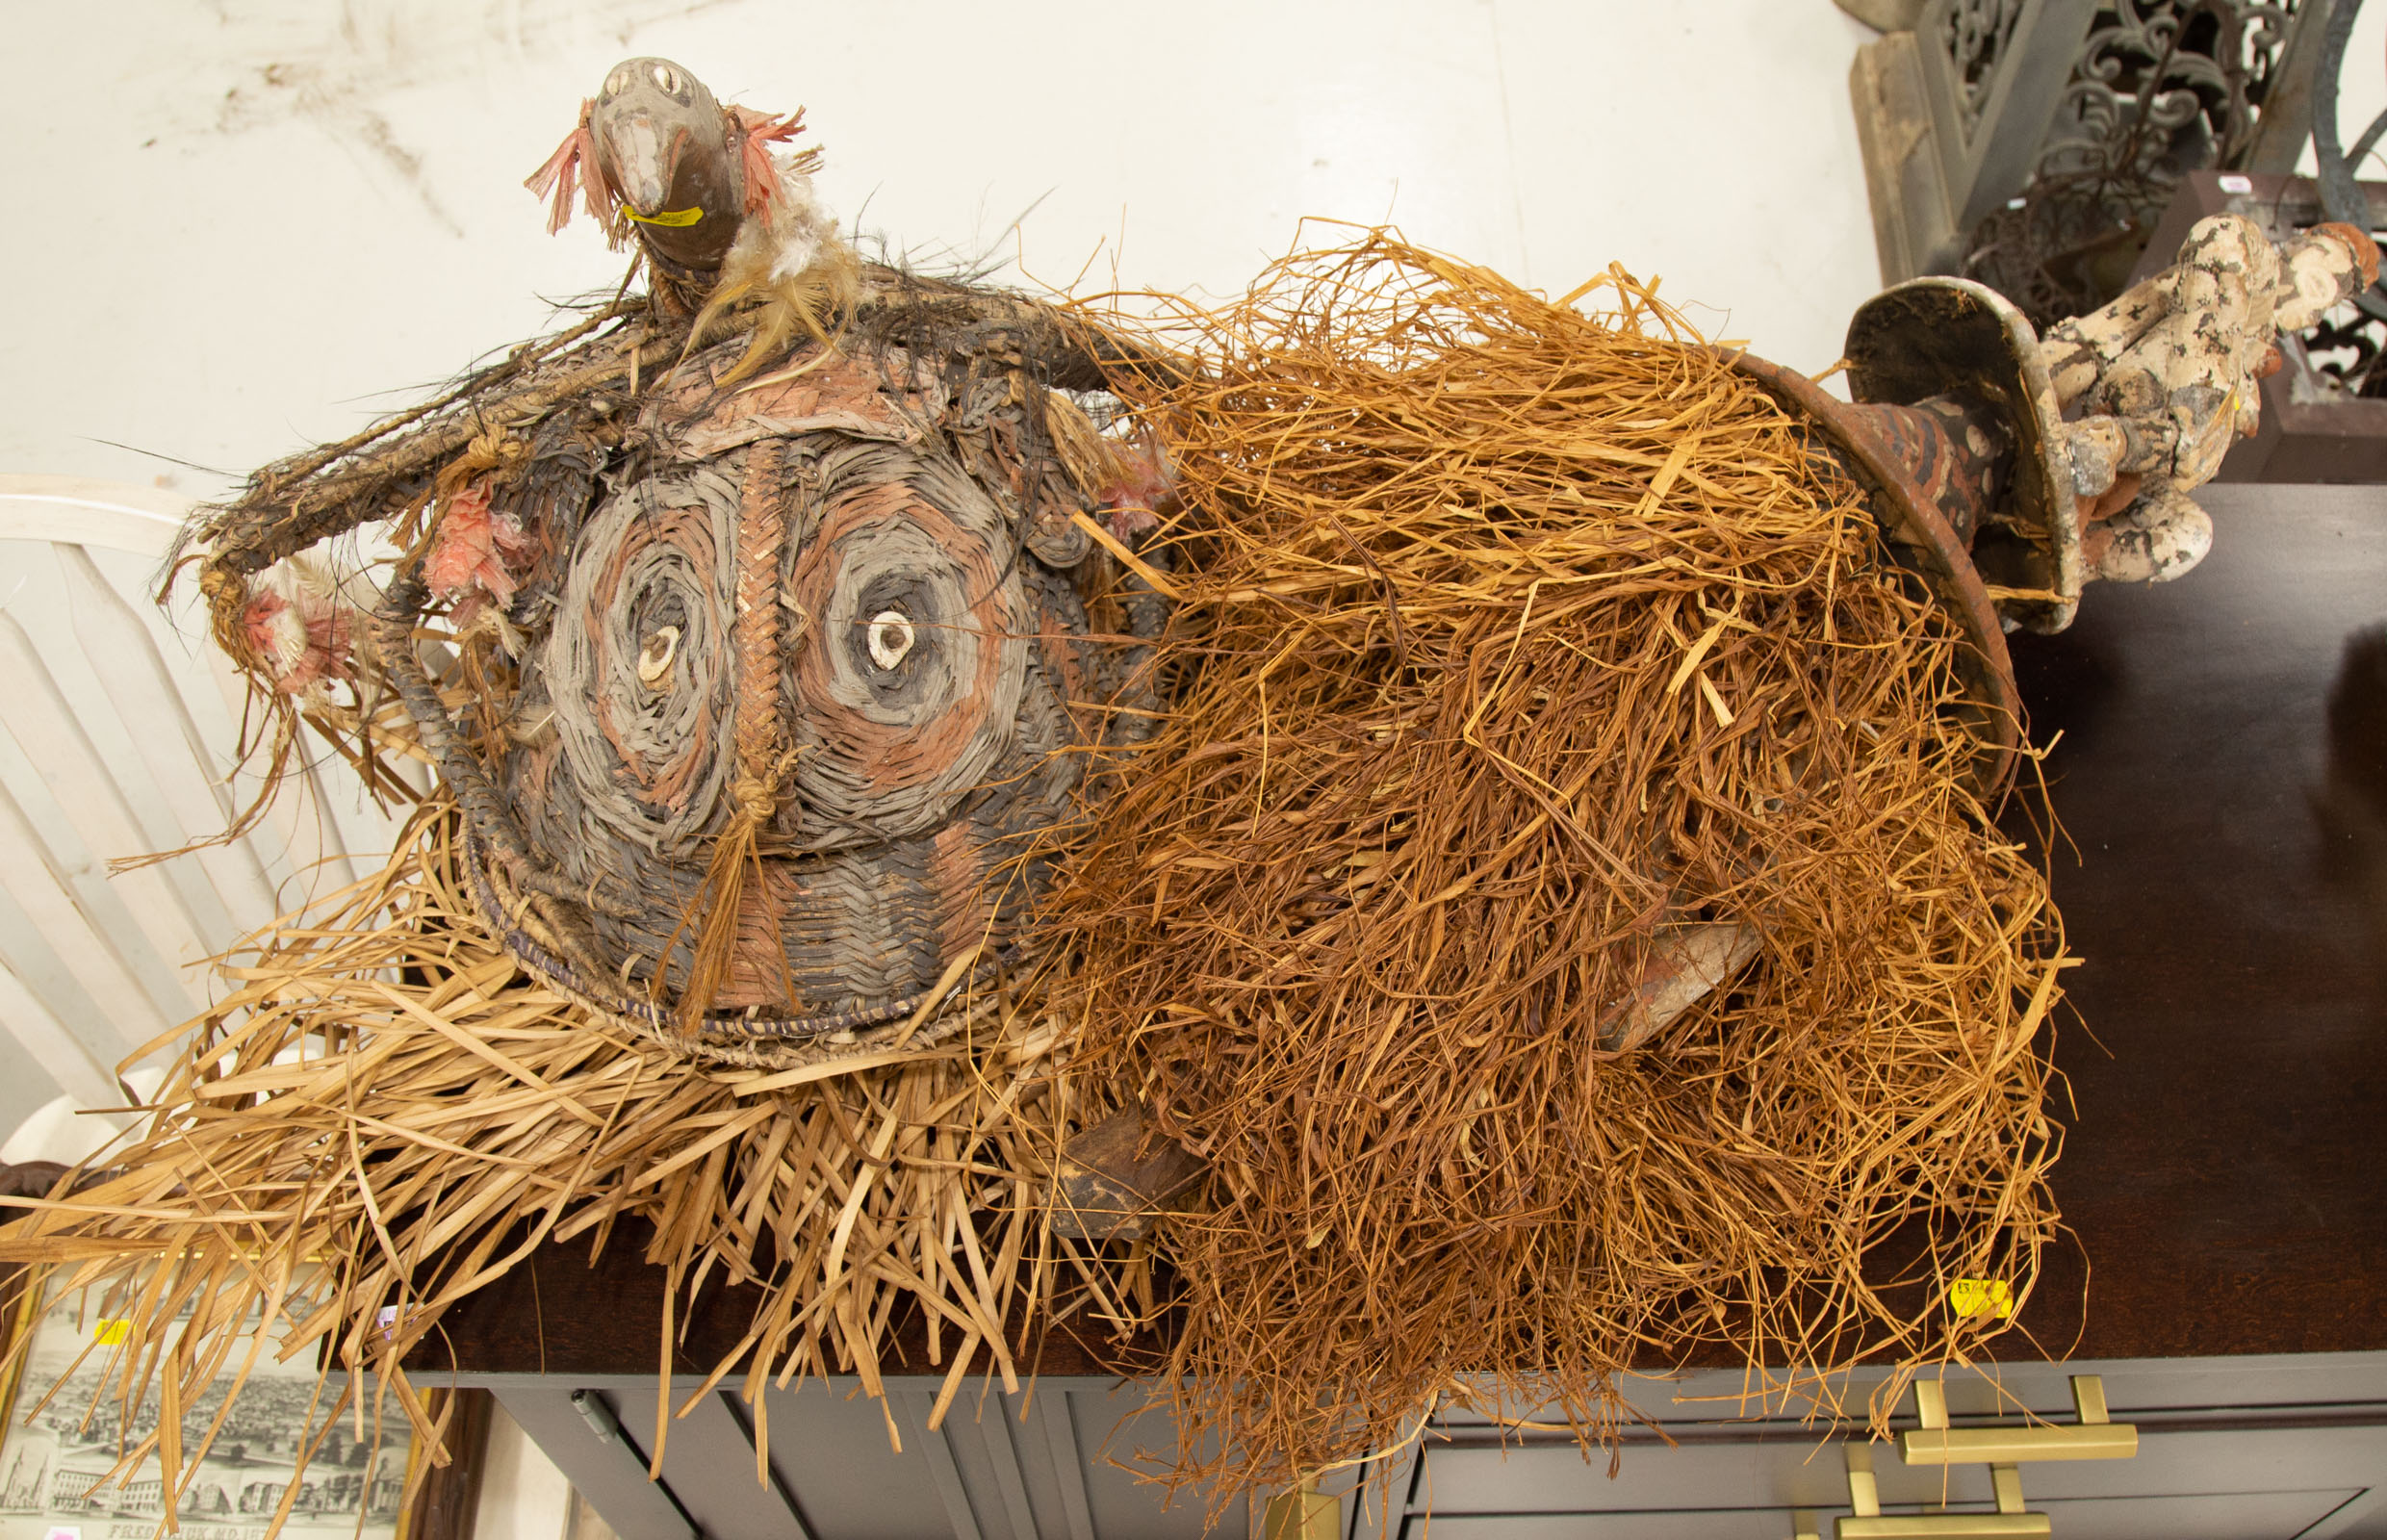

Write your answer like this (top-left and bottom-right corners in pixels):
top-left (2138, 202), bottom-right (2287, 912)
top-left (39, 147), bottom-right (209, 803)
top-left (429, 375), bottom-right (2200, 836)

top-left (651, 62), bottom-right (679, 92)
top-left (636, 625), bottom-right (681, 686)
top-left (867, 609), bottom-right (916, 670)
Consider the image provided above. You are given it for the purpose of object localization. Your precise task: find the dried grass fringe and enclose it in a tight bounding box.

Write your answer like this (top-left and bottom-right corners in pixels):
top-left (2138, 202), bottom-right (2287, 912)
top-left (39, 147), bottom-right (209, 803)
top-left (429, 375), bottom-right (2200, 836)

top-left (1038, 234), bottom-right (2070, 1502)
top-left (0, 798), bottom-right (1109, 1514)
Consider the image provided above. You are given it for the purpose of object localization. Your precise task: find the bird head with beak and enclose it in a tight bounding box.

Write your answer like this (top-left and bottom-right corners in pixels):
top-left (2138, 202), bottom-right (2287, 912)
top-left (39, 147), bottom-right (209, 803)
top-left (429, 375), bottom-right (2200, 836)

top-left (527, 56), bottom-right (830, 310)
top-left (588, 57), bottom-right (745, 272)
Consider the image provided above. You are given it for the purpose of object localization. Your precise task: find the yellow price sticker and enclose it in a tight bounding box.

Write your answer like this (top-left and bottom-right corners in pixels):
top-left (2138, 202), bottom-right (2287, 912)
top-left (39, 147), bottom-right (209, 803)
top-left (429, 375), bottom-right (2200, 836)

top-left (92, 1319), bottom-right (130, 1346)
top-left (1948, 1278), bottom-right (2014, 1319)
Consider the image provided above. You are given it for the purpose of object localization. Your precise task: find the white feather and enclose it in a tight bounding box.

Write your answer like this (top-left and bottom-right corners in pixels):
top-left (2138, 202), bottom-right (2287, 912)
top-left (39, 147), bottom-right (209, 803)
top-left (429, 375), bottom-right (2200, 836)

top-left (728, 151), bottom-right (838, 284)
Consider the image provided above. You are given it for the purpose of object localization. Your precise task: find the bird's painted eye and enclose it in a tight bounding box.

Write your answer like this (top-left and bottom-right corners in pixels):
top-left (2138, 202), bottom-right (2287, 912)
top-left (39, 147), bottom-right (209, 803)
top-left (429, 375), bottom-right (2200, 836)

top-left (866, 609), bottom-right (915, 670)
top-left (652, 62), bottom-right (680, 95)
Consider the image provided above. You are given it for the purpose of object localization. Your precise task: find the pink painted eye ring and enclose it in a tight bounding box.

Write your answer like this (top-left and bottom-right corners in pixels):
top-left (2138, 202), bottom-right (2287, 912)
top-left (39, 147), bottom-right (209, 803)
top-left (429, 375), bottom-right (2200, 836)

top-left (782, 451), bottom-right (1029, 842)
top-left (544, 474), bottom-right (738, 854)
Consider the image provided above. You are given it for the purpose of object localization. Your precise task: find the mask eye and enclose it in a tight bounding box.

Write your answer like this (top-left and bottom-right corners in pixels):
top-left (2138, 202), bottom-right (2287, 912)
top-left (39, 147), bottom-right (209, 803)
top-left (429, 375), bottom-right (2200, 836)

top-left (652, 62), bottom-right (680, 95)
top-left (603, 66), bottom-right (633, 98)
top-left (636, 625), bottom-right (680, 686)
top-left (866, 609), bottom-right (915, 670)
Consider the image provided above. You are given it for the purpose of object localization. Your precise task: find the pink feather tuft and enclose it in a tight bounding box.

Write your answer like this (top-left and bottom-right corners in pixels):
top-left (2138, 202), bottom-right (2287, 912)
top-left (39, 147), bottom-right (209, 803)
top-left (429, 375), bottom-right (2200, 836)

top-left (242, 588), bottom-right (354, 695)
top-left (1097, 428), bottom-right (1176, 541)
top-left (525, 99), bottom-right (608, 235)
top-left (730, 106), bottom-right (808, 217)
top-left (426, 481), bottom-right (537, 626)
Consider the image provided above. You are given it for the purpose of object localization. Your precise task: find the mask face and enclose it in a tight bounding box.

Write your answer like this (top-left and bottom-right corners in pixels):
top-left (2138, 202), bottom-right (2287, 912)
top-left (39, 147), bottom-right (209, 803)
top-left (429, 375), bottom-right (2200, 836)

top-left (488, 346), bottom-right (1145, 1056)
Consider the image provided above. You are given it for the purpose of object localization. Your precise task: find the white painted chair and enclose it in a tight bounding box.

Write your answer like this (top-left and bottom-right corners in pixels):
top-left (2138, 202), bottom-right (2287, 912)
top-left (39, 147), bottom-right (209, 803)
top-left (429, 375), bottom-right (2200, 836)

top-left (0, 475), bottom-right (399, 1162)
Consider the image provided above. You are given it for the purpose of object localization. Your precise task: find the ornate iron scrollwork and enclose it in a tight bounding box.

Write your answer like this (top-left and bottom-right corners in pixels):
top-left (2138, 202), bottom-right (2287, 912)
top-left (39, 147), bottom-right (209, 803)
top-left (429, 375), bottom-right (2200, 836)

top-left (2303, 308), bottom-right (2387, 395)
top-left (2303, 0), bottom-right (2387, 398)
top-left (1962, 1), bottom-right (2305, 329)
top-left (1944, 0), bottom-right (2030, 142)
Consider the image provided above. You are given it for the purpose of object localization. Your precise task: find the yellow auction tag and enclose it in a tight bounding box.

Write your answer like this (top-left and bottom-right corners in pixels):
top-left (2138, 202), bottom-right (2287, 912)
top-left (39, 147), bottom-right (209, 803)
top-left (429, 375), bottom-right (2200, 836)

top-left (1948, 1278), bottom-right (2014, 1319)
top-left (624, 206), bottom-right (704, 227)
top-left (92, 1319), bottom-right (130, 1345)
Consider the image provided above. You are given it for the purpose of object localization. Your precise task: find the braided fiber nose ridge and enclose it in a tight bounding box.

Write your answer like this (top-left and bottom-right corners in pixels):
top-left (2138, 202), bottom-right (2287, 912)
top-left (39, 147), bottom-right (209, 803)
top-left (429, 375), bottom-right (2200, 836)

top-left (670, 437), bottom-right (799, 1029)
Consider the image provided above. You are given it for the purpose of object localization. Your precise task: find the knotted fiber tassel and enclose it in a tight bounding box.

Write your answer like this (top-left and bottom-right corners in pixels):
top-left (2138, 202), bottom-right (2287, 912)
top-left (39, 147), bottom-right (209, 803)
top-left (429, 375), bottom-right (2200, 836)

top-left (673, 746), bottom-right (801, 1035)
top-left (524, 98), bottom-right (610, 238)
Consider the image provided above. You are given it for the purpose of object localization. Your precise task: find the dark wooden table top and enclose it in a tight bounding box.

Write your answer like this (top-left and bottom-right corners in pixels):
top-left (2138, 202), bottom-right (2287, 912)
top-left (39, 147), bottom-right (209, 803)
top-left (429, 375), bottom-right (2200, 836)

top-left (2009, 482), bottom-right (2387, 1360)
top-left (423, 482), bottom-right (2387, 1380)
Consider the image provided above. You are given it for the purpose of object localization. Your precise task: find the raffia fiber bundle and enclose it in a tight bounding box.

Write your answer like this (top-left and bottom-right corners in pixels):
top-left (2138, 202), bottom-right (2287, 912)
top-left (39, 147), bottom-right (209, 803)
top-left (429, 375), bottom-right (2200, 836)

top-left (0, 799), bottom-right (1091, 1497)
top-left (1042, 236), bottom-right (2070, 1491)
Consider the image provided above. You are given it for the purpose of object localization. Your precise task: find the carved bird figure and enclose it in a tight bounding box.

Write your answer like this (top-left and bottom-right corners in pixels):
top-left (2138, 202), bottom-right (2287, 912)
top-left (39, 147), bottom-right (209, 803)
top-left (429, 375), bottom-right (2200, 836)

top-left (527, 54), bottom-right (851, 377)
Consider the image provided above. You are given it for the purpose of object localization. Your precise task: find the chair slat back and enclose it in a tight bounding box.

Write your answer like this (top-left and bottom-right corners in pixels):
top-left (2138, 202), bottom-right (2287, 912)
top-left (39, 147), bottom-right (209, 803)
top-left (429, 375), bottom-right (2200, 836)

top-left (59, 545), bottom-right (283, 926)
top-left (0, 608), bottom-right (220, 1016)
top-left (0, 477), bottom-right (398, 1091)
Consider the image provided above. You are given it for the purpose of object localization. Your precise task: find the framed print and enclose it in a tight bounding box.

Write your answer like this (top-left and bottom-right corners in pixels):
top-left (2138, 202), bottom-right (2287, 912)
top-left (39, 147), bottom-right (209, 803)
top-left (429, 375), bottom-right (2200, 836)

top-left (0, 1270), bottom-right (414, 1540)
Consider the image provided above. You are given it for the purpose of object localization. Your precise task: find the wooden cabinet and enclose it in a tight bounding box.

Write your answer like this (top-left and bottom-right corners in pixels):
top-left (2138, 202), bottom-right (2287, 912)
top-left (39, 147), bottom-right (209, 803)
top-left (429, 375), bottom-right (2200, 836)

top-left (1382, 1357), bottom-right (2387, 1538)
top-left (455, 1356), bottom-right (2387, 1538)
top-left (475, 1373), bottom-right (1260, 1539)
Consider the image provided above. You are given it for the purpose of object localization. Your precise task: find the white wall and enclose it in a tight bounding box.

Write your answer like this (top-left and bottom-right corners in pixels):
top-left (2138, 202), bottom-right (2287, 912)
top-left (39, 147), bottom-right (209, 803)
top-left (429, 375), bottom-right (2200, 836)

top-left (2305, 0), bottom-right (2387, 183)
top-left (0, 0), bottom-right (1892, 508)
top-left (5, 0), bottom-right (2377, 518)
top-left (475, 1399), bottom-right (576, 1540)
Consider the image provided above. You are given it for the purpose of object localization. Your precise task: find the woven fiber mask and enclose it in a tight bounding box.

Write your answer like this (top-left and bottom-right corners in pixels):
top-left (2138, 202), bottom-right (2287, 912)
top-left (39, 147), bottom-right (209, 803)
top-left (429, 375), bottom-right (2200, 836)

top-left (196, 59), bottom-right (1178, 1069)
top-left (458, 345), bottom-right (1163, 1065)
